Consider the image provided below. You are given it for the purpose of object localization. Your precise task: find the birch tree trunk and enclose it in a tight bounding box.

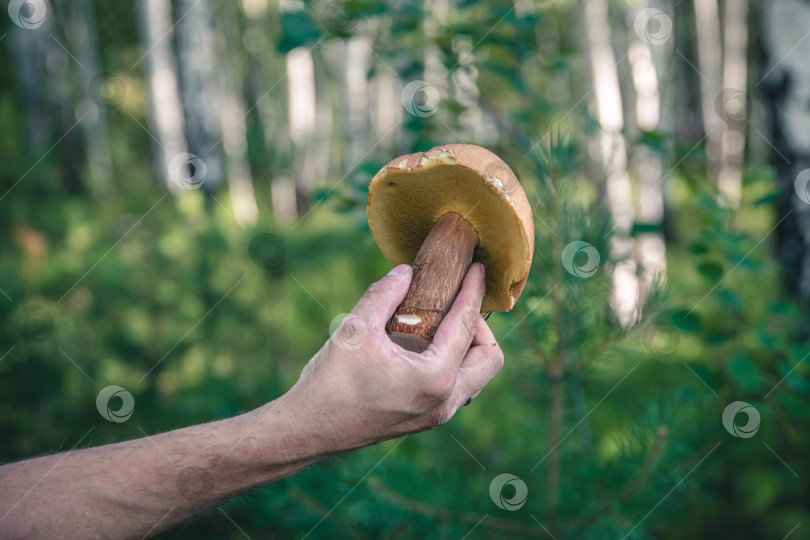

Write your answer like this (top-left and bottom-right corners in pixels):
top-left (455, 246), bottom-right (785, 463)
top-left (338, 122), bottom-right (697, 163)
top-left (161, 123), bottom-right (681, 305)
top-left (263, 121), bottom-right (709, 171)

top-left (282, 41), bottom-right (332, 224)
top-left (369, 60), bottom-right (401, 156)
top-left (544, 0), bottom-right (642, 527)
top-left (343, 36), bottom-right (372, 169)
top-left (692, 0), bottom-right (724, 191)
top-left (628, 0), bottom-right (669, 292)
top-left (583, 0), bottom-right (641, 326)
top-left (718, 0), bottom-right (749, 205)
top-left (176, 0), bottom-right (224, 194)
top-left (273, 0), bottom-right (321, 220)
top-left (284, 45), bottom-right (317, 216)
top-left (762, 0), bottom-right (810, 300)
top-left (136, 0), bottom-right (188, 189)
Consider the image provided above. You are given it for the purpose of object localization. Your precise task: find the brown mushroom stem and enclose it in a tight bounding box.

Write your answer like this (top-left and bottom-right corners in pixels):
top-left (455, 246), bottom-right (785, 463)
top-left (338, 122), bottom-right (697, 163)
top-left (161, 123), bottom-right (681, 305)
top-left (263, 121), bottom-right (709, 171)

top-left (386, 212), bottom-right (479, 353)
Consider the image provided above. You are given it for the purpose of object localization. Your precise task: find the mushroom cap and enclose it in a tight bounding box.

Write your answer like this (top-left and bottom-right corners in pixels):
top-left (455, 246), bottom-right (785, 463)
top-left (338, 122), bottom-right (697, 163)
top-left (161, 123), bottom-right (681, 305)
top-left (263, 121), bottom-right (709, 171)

top-left (367, 144), bottom-right (535, 312)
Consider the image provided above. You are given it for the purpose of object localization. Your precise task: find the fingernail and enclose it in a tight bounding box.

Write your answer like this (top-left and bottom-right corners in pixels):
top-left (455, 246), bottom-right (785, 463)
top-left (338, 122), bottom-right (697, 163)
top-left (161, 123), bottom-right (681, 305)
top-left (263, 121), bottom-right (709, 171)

top-left (473, 262), bottom-right (485, 283)
top-left (388, 264), bottom-right (411, 277)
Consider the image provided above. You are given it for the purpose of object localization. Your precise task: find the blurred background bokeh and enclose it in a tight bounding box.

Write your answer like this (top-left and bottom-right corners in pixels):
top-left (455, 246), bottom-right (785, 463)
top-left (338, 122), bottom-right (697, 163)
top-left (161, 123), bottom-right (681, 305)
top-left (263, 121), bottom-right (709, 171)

top-left (2, 0), bottom-right (810, 538)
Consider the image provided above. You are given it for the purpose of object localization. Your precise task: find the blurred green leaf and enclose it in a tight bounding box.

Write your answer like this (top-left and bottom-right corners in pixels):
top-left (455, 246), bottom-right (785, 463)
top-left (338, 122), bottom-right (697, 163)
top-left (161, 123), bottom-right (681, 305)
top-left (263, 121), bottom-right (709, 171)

top-left (697, 260), bottom-right (724, 281)
top-left (669, 310), bottom-right (703, 332)
top-left (728, 354), bottom-right (762, 391)
top-left (278, 11), bottom-right (321, 52)
top-left (752, 191), bottom-right (781, 207)
top-left (741, 167), bottom-right (775, 186)
top-left (717, 288), bottom-right (743, 310)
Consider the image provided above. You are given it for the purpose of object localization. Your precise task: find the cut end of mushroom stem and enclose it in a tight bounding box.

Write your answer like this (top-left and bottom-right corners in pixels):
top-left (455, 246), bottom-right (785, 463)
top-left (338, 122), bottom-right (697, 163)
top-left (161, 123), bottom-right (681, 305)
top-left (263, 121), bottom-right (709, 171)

top-left (385, 212), bottom-right (479, 353)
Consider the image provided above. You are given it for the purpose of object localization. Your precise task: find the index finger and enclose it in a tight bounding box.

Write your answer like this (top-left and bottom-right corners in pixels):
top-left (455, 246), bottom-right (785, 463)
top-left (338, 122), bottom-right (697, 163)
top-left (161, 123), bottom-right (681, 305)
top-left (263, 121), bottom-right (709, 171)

top-left (427, 262), bottom-right (486, 366)
top-left (351, 264), bottom-right (413, 328)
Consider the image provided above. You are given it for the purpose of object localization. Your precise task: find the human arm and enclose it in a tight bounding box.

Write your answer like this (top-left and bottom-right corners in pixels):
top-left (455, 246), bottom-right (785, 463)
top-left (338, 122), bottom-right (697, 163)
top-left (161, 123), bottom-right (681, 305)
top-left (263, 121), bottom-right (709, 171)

top-left (0, 262), bottom-right (503, 539)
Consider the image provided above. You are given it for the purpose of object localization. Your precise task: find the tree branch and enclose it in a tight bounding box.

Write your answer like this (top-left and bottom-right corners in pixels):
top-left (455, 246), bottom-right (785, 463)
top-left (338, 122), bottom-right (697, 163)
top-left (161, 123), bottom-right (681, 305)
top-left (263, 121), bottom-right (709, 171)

top-left (559, 425), bottom-right (669, 536)
top-left (289, 485), bottom-right (364, 539)
top-left (618, 426), bottom-right (668, 502)
top-left (367, 476), bottom-right (546, 537)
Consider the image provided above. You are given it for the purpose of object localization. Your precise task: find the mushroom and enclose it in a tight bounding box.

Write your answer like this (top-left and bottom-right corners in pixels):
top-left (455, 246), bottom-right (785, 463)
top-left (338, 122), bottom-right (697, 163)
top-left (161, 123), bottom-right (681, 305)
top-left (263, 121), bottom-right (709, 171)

top-left (367, 143), bottom-right (535, 352)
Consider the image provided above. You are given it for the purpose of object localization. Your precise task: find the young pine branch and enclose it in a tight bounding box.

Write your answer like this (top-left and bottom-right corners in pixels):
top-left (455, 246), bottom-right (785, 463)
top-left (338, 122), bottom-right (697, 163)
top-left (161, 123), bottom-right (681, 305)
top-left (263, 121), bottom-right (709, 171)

top-left (618, 426), bottom-right (669, 502)
top-left (367, 476), bottom-right (545, 537)
top-left (560, 425), bottom-right (669, 536)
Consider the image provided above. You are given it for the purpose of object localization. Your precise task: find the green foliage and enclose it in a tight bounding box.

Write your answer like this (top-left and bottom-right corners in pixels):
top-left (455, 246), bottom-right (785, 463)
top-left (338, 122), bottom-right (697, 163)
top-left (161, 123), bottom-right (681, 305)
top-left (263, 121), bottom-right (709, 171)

top-left (2, 0), bottom-right (809, 539)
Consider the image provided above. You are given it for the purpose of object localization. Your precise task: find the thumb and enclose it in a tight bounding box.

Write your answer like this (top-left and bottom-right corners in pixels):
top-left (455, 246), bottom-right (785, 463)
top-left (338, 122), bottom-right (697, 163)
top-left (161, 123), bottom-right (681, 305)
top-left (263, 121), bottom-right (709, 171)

top-left (351, 264), bottom-right (413, 327)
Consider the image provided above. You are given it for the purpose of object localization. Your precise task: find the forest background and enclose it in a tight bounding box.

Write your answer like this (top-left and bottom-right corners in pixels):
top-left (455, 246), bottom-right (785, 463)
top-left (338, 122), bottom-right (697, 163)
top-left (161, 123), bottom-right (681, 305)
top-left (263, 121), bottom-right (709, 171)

top-left (2, 0), bottom-right (810, 538)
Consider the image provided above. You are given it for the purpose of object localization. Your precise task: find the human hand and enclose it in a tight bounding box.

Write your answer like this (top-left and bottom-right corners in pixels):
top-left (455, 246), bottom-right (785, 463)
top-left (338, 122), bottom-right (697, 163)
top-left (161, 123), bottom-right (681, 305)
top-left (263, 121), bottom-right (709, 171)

top-left (278, 262), bottom-right (504, 453)
top-left (0, 263), bottom-right (502, 540)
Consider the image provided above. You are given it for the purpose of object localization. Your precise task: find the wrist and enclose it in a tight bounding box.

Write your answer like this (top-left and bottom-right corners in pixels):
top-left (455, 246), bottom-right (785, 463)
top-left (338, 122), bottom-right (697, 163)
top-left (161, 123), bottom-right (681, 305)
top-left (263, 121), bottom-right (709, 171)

top-left (244, 394), bottom-right (339, 478)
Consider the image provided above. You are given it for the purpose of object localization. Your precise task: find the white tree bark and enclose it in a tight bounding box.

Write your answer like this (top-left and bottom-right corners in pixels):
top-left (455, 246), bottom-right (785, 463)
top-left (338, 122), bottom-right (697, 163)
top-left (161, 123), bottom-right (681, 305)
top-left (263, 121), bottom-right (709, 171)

top-left (280, 45), bottom-right (317, 220)
top-left (271, 177), bottom-right (298, 224)
top-left (369, 67), bottom-right (400, 153)
top-left (718, 0), bottom-right (749, 205)
top-left (343, 36), bottom-right (372, 168)
top-left (583, 0), bottom-right (640, 326)
top-left (287, 47), bottom-right (317, 150)
top-left (692, 0), bottom-right (724, 190)
top-left (137, 0), bottom-right (188, 190)
top-left (176, 0), bottom-right (224, 191)
top-left (628, 0), bottom-right (668, 294)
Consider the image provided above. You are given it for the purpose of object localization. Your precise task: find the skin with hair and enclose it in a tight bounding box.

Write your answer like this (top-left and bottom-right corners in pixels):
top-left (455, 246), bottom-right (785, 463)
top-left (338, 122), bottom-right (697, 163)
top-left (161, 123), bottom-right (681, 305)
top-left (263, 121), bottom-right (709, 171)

top-left (0, 263), bottom-right (503, 539)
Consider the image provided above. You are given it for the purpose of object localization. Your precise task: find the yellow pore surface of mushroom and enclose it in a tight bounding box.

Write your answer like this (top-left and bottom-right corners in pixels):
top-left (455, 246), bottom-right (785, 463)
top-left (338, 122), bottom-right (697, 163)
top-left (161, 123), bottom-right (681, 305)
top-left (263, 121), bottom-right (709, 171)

top-left (367, 146), bottom-right (534, 312)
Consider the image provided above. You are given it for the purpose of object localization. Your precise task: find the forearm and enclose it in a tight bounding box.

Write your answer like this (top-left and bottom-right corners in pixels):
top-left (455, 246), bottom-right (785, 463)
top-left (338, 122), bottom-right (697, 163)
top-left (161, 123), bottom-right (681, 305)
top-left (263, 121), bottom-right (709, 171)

top-left (0, 395), bottom-right (328, 540)
top-left (0, 264), bottom-right (502, 539)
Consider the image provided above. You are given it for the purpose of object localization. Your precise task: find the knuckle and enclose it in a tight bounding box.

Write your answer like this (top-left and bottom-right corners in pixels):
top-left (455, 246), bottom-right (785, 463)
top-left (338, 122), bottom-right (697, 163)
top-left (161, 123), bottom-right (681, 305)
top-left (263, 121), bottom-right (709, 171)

top-left (360, 281), bottom-right (388, 306)
top-left (494, 347), bottom-right (505, 371)
top-left (365, 279), bottom-right (388, 295)
top-left (422, 368), bottom-right (456, 401)
top-left (422, 407), bottom-right (452, 430)
top-left (459, 307), bottom-right (479, 338)
top-left (408, 395), bottom-right (443, 415)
